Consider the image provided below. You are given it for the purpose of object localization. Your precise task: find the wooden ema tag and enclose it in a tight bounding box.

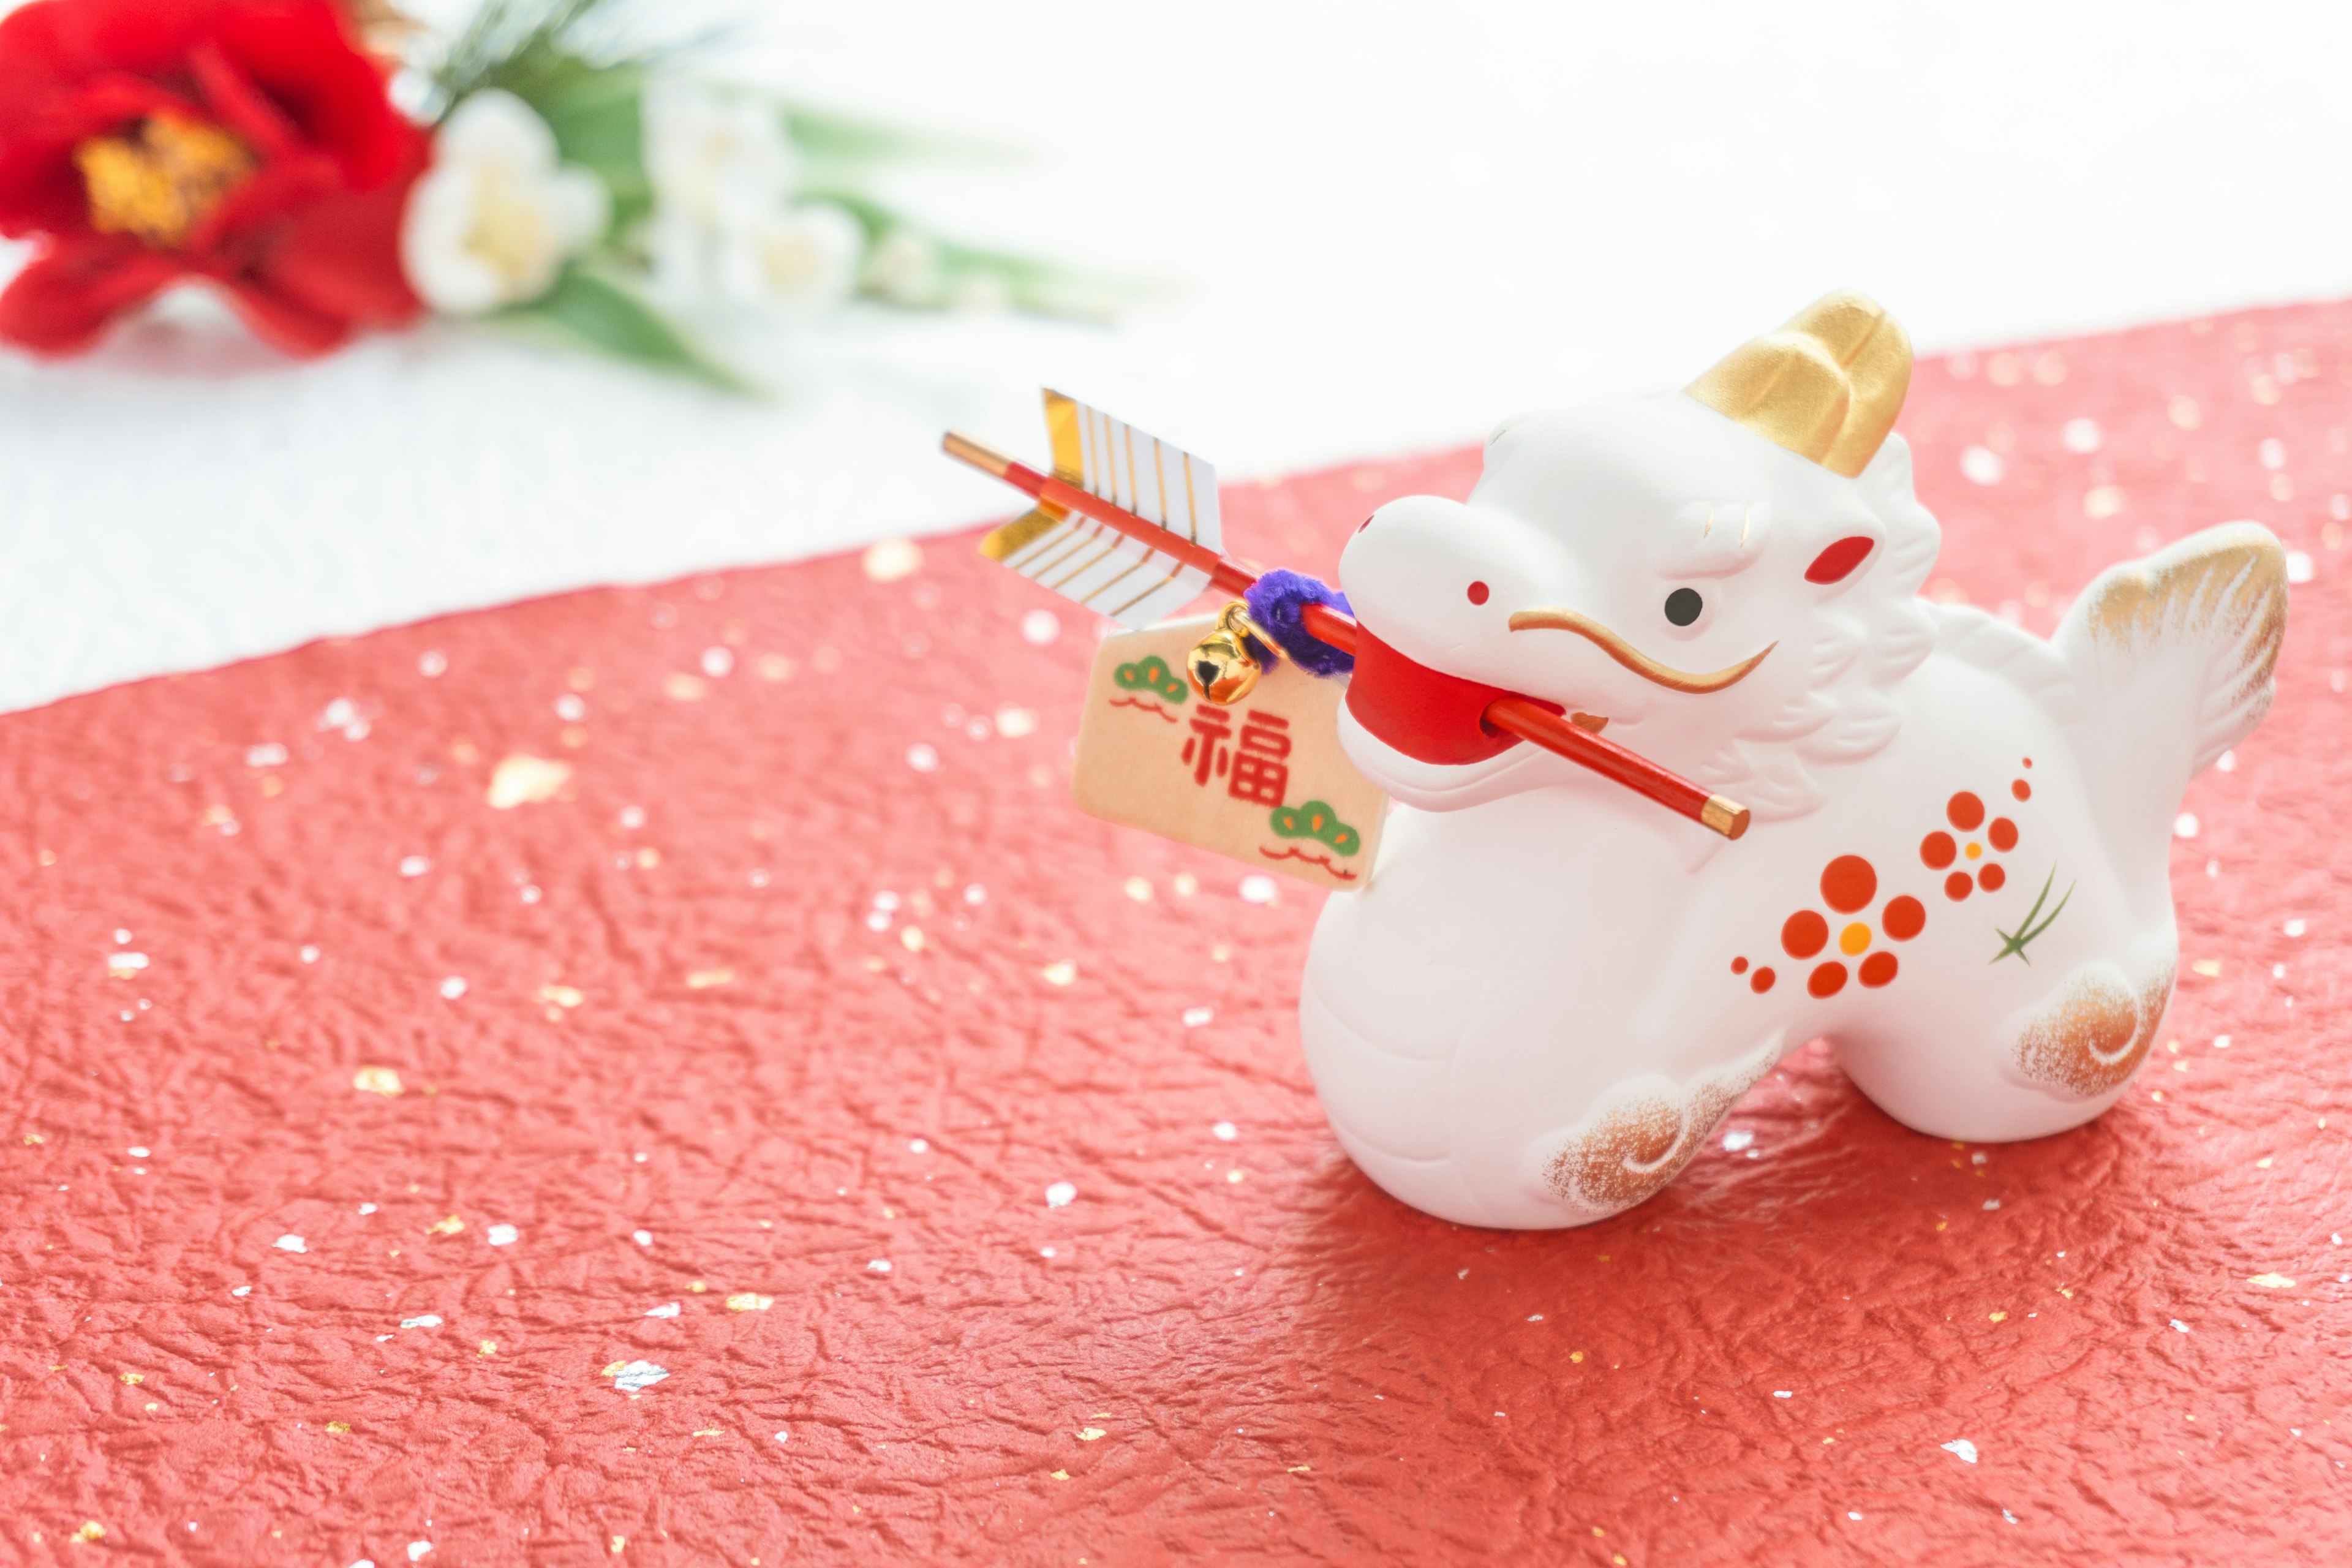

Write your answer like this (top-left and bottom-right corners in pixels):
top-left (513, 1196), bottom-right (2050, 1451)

top-left (1072, 616), bottom-right (1387, 891)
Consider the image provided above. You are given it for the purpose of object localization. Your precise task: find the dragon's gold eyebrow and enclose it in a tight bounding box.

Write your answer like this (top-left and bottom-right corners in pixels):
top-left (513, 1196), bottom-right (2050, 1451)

top-left (1506, 608), bottom-right (1774, 694)
top-left (1700, 501), bottom-right (1758, 548)
top-left (1653, 500), bottom-right (1772, 580)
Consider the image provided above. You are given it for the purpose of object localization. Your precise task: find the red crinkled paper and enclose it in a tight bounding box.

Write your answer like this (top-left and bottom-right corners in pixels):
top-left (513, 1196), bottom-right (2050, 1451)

top-left (2, 301), bottom-right (2349, 1564)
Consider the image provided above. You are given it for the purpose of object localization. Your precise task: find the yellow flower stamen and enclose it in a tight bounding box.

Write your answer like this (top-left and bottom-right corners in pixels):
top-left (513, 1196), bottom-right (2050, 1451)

top-left (462, 163), bottom-right (559, 288)
top-left (76, 113), bottom-right (255, 250)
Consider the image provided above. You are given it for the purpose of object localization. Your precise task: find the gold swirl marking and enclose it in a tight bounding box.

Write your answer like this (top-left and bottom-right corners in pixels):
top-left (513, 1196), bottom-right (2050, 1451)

top-left (1508, 607), bottom-right (1773, 693)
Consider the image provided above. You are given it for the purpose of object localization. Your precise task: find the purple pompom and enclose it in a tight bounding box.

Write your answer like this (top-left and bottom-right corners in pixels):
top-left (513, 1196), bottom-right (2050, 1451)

top-left (1244, 569), bottom-right (1354, 677)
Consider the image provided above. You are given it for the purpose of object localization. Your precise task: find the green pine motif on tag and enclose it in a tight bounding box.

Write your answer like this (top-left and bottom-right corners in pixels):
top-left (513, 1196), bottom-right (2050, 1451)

top-left (1114, 655), bottom-right (1188, 703)
top-left (1268, 799), bottom-right (1362, 857)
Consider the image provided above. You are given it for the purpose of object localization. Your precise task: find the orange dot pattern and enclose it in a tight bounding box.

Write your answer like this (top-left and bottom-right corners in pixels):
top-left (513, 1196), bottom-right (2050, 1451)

top-left (1820, 856), bottom-right (1876, 913)
top-left (1782, 910), bottom-right (1828, 960)
top-left (1730, 759), bottom-right (2038, 1002)
top-left (1883, 895), bottom-right (1925, 941)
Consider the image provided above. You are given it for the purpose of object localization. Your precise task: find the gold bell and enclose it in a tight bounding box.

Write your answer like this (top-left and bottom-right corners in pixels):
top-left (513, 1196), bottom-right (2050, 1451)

top-left (1188, 603), bottom-right (1275, 706)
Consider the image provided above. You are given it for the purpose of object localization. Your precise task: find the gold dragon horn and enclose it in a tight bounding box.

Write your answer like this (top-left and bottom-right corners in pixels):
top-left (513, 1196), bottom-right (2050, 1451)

top-left (1684, 290), bottom-right (1913, 478)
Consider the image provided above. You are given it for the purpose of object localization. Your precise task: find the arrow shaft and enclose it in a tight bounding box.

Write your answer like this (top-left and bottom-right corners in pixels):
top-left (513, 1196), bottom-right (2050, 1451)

top-left (945, 432), bottom-right (1748, 840)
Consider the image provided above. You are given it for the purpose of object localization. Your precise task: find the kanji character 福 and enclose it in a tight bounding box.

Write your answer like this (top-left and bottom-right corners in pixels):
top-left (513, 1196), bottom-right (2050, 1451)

top-left (1182, 707), bottom-right (1233, 786)
top-left (1229, 709), bottom-right (1291, 807)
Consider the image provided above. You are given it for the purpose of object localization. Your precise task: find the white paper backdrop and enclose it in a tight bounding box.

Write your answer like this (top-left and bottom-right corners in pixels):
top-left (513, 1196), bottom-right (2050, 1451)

top-left (5, 0), bottom-right (2350, 714)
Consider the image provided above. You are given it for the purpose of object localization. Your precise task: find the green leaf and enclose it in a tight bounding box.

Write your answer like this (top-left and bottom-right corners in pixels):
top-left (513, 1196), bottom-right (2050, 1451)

top-left (497, 268), bottom-right (753, 393)
top-left (494, 56), bottom-right (652, 235)
top-left (801, 189), bottom-right (1156, 322)
top-left (781, 102), bottom-right (1012, 170)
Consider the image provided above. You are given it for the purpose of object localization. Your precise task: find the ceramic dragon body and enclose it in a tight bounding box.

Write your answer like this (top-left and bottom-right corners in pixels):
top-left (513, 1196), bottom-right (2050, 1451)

top-left (1304, 293), bottom-right (2287, 1229)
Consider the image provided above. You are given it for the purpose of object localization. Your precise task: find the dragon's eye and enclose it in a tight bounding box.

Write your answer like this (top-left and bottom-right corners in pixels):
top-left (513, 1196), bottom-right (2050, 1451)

top-left (1664, 587), bottom-right (1704, 627)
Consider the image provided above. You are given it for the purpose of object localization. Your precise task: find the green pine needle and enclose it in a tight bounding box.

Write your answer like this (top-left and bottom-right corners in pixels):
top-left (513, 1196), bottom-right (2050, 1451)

top-left (437, 0), bottom-right (646, 104)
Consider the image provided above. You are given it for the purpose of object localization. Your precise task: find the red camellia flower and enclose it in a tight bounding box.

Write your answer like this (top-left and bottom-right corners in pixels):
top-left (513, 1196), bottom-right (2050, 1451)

top-left (0, 0), bottom-right (428, 356)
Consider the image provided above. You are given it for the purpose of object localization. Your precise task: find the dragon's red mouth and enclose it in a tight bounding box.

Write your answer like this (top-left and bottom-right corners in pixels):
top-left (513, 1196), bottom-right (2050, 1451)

top-left (1346, 625), bottom-right (1598, 766)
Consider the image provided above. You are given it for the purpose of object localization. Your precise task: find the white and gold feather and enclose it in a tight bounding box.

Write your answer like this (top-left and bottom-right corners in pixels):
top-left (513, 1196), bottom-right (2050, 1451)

top-left (979, 390), bottom-right (1222, 628)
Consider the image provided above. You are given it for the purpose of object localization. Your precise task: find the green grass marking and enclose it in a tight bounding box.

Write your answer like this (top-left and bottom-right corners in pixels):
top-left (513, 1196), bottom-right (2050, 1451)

top-left (1992, 865), bottom-right (2075, 965)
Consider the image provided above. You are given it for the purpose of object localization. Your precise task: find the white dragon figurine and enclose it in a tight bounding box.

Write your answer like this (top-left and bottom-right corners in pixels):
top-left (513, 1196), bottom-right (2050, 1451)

top-left (1306, 291), bottom-right (2287, 1229)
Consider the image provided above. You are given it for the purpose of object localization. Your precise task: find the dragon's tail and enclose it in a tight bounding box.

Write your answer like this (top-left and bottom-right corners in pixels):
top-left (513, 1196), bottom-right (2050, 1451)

top-left (2054, 522), bottom-right (2286, 884)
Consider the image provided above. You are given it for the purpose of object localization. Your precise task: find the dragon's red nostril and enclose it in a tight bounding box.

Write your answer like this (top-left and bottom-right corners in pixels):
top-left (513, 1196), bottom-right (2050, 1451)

top-left (1466, 581), bottom-right (1490, 605)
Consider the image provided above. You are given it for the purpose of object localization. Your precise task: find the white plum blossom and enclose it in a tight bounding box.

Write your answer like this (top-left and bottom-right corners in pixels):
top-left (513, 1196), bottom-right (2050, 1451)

top-left (646, 84), bottom-right (796, 233)
top-left (643, 83), bottom-right (863, 310)
top-left (862, 227), bottom-right (941, 305)
top-left (402, 89), bottom-right (609, 314)
top-left (744, 203), bottom-right (865, 309)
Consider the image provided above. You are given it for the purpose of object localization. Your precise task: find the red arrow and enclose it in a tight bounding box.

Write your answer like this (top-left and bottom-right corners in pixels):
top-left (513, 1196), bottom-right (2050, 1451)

top-left (943, 431), bottom-right (1749, 840)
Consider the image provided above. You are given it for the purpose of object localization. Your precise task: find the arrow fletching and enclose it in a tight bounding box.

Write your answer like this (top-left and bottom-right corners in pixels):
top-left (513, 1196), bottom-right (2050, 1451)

top-left (978, 390), bottom-right (1223, 628)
